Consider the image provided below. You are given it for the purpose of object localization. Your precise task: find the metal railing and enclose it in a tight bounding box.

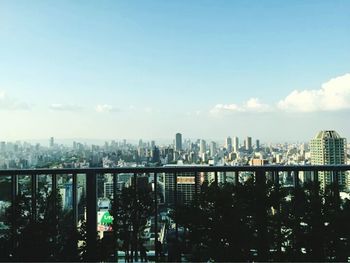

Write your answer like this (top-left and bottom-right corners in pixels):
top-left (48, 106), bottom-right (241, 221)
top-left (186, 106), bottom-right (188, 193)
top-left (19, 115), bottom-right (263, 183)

top-left (1, 164), bottom-right (349, 261)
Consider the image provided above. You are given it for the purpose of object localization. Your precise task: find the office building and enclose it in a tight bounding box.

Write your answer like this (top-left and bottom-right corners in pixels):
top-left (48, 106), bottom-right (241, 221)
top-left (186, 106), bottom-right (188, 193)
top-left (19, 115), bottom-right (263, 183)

top-left (233, 136), bottom-right (239, 152)
top-left (256, 139), bottom-right (260, 151)
top-left (50, 137), bottom-right (54, 148)
top-left (310, 130), bottom-right (348, 190)
top-left (210, 141), bottom-right (217, 157)
top-left (225, 137), bottom-right (232, 152)
top-left (200, 139), bottom-right (206, 155)
top-left (163, 165), bottom-right (201, 205)
top-left (245, 136), bottom-right (252, 152)
top-left (175, 133), bottom-right (182, 151)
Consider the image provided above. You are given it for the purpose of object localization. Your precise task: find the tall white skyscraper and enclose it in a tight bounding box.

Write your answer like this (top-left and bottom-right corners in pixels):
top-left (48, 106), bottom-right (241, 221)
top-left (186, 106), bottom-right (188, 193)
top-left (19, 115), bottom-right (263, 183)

top-left (175, 133), bottom-right (182, 151)
top-left (233, 136), bottom-right (239, 153)
top-left (310, 130), bottom-right (348, 190)
top-left (225, 137), bottom-right (232, 152)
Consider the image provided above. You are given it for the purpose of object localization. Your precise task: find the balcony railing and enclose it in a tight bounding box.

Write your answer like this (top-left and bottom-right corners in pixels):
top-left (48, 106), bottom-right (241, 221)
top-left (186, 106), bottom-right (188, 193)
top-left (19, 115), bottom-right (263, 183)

top-left (0, 164), bottom-right (350, 262)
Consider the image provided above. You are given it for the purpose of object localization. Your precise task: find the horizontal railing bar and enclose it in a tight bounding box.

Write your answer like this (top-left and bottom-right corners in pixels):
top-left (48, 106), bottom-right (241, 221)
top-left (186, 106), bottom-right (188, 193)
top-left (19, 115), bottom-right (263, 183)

top-left (0, 164), bottom-right (350, 176)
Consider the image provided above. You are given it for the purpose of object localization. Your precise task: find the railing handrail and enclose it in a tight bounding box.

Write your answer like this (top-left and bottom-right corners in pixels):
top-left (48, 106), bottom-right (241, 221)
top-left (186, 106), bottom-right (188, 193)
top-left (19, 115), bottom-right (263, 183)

top-left (0, 164), bottom-right (349, 176)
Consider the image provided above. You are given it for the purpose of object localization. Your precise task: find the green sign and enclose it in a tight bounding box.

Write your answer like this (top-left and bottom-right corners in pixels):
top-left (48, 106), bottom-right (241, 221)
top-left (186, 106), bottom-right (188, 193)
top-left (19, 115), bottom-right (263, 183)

top-left (100, 211), bottom-right (114, 225)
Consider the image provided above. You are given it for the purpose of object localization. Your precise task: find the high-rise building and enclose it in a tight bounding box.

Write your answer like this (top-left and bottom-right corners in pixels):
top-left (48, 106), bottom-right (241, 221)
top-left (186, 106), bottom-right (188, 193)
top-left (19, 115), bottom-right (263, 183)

top-left (0, 141), bottom-right (5, 152)
top-left (163, 165), bottom-right (201, 205)
top-left (175, 133), bottom-right (182, 151)
top-left (225, 137), bottom-right (232, 152)
top-left (210, 141), bottom-right (217, 157)
top-left (233, 136), bottom-right (239, 152)
top-left (256, 139), bottom-right (260, 151)
top-left (245, 136), bottom-right (252, 151)
top-left (50, 137), bottom-right (54, 148)
top-left (310, 130), bottom-right (348, 190)
top-left (151, 140), bottom-right (155, 149)
top-left (200, 139), bottom-right (206, 155)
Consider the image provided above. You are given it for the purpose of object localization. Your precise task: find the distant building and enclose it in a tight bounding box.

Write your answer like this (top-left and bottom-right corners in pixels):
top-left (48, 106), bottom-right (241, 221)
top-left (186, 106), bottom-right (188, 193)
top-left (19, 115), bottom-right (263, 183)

top-left (175, 133), bottom-right (182, 151)
top-left (210, 141), bottom-right (217, 157)
top-left (163, 165), bottom-right (201, 205)
top-left (200, 139), bottom-right (206, 155)
top-left (151, 140), bottom-right (155, 149)
top-left (245, 136), bottom-right (252, 152)
top-left (249, 158), bottom-right (268, 166)
top-left (59, 181), bottom-right (83, 210)
top-left (256, 139), bottom-right (260, 151)
top-left (310, 130), bottom-right (348, 190)
top-left (233, 136), bottom-right (239, 152)
top-left (225, 137), bottom-right (232, 152)
top-left (151, 146), bottom-right (160, 163)
top-left (50, 137), bottom-right (54, 148)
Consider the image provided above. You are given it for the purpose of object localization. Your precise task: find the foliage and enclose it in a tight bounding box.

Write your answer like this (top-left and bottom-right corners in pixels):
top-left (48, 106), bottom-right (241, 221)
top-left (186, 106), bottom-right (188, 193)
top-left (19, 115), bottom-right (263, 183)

top-left (176, 179), bottom-right (350, 262)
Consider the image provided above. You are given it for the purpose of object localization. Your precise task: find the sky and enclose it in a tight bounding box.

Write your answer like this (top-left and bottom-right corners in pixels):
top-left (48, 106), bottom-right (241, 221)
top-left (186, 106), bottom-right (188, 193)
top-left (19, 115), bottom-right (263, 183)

top-left (0, 0), bottom-right (350, 143)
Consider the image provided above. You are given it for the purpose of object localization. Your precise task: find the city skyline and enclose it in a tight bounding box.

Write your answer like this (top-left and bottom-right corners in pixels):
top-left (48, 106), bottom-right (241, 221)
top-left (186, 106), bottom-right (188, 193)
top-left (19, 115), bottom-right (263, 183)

top-left (1, 1), bottom-right (350, 141)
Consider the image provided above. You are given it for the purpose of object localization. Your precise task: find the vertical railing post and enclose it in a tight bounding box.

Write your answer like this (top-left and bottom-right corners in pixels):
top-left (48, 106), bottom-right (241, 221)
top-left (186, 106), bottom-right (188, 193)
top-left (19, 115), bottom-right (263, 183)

top-left (235, 171), bottom-right (239, 185)
top-left (86, 172), bottom-right (97, 261)
top-left (172, 172), bottom-right (180, 262)
top-left (256, 170), bottom-right (268, 261)
top-left (52, 174), bottom-right (57, 220)
top-left (313, 170), bottom-right (319, 185)
top-left (273, 170), bottom-right (282, 260)
top-left (112, 173), bottom-right (118, 261)
top-left (311, 170), bottom-right (323, 261)
top-left (52, 173), bottom-right (58, 251)
top-left (293, 170), bottom-right (301, 260)
top-left (332, 170), bottom-right (340, 206)
top-left (11, 174), bottom-right (18, 256)
top-left (274, 171), bottom-right (279, 186)
top-left (174, 172), bottom-right (178, 242)
top-left (31, 174), bottom-right (37, 222)
top-left (214, 171), bottom-right (218, 186)
top-left (154, 172), bottom-right (158, 261)
top-left (194, 171), bottom-right (198, 204)
top-left (132, 173), bottom-right (138, 262)
top-left (72, 173), bottom-right (78, 227)
top-left (332, 170), bottom-right (341, 261)
top-left (293, 170), bottom-right (299, 189)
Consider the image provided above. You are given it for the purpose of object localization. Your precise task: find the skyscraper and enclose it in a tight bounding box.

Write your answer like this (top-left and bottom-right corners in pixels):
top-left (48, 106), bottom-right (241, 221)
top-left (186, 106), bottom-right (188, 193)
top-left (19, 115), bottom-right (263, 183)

top-left (163, 164), bottom-right (201, 205)
top-left (175, 133), bottom-right (182, 151)
top-left (256, 139), bottom-right (260, 151)
top-left (210, 141), bottom-right (217, 157)
top-left (233, 136), bottom-right (239, 153)
top-left (310, 130), bottom-right (348, 190)
top-left (200, 139), bottom-right (206, 155)
top-left (50, 137), bottom-right (54, 148)
top-left (245, 136), bottom-right (252, 152)
top-left (225, 137), bottom-right (232, 152)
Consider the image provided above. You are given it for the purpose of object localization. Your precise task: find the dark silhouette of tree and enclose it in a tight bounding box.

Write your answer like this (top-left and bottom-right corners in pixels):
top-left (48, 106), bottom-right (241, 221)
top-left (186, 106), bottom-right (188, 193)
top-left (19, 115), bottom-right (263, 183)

top-left (110, 183), bottom-right (153, 262)
top-left (175, 178), bottom-right (350, 262)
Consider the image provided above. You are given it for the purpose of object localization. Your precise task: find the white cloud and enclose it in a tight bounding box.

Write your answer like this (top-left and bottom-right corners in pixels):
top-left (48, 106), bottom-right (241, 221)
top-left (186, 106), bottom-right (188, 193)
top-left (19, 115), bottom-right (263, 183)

top-left (210, 98), bottom-right (271, 114)
top-left (144, 107), bottom-right (153, 113)
top-left (244, 98), bottom-right (272, 112)
top-left (277, 73), bottom-right (350, 112)
top-left (95, 104), bottom-right (119, 113)
top-left (49, 103), bottom-right (82, 111)
top-left (0, 90), bottom-right (31, 110)
top-left (211, 73), bottom-right (350, 115)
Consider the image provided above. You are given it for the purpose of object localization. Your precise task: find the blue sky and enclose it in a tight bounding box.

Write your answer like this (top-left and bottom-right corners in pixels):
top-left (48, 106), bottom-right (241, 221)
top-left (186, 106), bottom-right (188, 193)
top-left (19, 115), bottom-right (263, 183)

top-left (0, 1), bottom-right (350, 142)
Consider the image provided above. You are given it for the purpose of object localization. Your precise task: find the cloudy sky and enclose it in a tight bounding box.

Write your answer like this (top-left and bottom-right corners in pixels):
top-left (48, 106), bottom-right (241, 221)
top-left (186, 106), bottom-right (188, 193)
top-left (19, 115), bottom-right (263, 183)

top-left (0, 1), bottom-right (350, 142)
